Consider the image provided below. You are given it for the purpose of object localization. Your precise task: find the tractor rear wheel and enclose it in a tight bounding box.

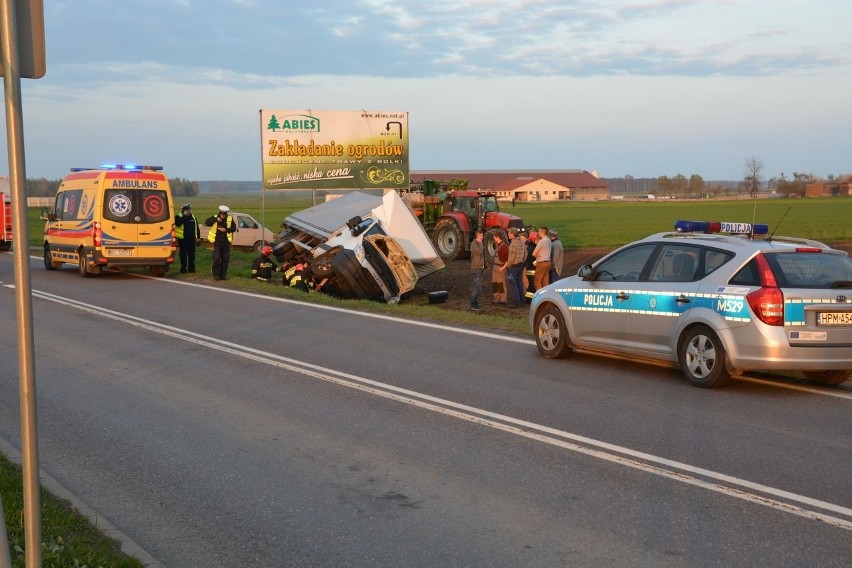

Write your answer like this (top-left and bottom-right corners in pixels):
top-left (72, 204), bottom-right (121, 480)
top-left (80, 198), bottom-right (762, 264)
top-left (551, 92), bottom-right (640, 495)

top-left (432, 218), bottom-right (464, 260)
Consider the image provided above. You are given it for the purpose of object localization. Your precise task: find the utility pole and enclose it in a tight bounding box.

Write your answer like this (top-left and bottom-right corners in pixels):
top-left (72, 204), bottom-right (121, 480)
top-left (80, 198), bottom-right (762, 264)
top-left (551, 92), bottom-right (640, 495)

top-left (0, 1), bottom-right (45, 566)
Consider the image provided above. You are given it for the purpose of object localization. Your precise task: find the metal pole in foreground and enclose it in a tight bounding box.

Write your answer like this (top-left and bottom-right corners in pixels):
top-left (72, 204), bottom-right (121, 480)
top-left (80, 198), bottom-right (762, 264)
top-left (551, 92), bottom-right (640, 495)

top-left (0, 497), bottom-right (11, 568)
top-left (0, 0), bottom-right (42, 565)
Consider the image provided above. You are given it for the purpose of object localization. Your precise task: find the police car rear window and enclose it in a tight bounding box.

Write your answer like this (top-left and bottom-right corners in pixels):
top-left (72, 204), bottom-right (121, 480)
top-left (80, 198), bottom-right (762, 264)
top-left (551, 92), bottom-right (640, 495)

top-left (766, 252), bottom-right (852, 289)
top-left (102, 189), bottom-right (170, 224)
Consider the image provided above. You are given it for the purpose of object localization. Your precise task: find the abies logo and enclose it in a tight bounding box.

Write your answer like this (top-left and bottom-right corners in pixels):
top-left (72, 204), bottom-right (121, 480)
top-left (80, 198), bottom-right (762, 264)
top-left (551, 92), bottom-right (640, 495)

top-left (267, 114), bottom-right (320, 133)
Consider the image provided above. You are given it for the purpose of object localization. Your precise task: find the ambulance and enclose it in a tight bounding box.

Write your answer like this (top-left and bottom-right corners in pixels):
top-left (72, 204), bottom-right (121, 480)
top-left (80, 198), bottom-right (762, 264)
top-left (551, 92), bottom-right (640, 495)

top-left (43, 164), bottom-right (176, 276)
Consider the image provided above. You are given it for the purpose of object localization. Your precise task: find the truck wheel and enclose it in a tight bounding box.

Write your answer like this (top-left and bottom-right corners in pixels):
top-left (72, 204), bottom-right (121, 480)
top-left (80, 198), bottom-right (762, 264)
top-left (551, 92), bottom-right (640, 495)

top-left (433, 218), bottom-right (464, 260)
top-left (44, 244), bottom-right (58, 270)
top-left (803, 370), bottom-right (850, 385)
top-left (484, 228), bottom-right (507, 265)
top-left (253, 240), bottom-right (267, 253)
top-left (312, 247), bottom-right (341, 277)
top-left (679, 325), bottom-right (731, 388)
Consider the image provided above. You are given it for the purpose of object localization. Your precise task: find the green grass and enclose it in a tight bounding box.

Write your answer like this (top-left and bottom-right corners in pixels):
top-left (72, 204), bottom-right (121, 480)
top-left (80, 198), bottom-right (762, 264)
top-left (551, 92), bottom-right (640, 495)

top-left (507, 198), bottom-right (852, 249)
top-left (1, 455), bottom-right (143, 567)
top-left (25, 194), bottom-right (852, 250)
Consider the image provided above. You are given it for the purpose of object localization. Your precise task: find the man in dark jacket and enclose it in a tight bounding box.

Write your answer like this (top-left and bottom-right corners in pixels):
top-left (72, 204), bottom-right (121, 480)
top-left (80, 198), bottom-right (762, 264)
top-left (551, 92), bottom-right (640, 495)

top-left (469, 230), bottom-right (485, 311)
top-left (174, 203), bottom-right (200, 273)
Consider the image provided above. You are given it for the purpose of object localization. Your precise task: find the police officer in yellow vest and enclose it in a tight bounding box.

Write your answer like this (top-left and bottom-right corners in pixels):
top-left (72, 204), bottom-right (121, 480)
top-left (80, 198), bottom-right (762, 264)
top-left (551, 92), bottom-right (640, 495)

top-left (174, 203), bottom-right (200, 274)
top-left (204, 205), bottom-right (237, 280)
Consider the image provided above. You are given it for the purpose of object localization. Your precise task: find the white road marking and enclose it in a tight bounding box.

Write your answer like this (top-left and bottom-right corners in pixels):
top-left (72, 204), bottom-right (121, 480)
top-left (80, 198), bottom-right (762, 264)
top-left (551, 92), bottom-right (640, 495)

top-left (19, 286), bottom-right (852, 531)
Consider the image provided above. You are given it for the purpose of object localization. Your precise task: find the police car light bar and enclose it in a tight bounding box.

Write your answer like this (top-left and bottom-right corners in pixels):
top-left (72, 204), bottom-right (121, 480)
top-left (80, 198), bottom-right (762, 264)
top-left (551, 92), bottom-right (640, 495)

top-left (674, 220), bottom-right (769, 236)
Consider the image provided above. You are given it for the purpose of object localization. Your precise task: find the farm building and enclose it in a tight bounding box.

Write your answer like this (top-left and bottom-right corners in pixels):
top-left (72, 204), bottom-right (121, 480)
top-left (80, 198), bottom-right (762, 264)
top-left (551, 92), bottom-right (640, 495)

top-left (804, 181), bottom-right (852, 197)
top-left (409, 170), bottom-right (610, 202)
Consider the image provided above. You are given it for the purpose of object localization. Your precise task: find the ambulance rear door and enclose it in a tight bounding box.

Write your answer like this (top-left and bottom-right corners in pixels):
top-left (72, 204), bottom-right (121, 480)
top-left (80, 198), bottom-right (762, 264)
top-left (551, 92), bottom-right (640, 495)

top-left (101, 174), bottom-right (172, 260)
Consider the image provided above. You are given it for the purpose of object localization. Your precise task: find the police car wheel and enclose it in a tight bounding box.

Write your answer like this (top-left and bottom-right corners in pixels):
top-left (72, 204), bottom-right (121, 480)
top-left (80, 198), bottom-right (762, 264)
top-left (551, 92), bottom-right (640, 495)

top-left (534, 304), bottom-right (573, 359)
top-left (803, 370), bottom-right (850, 386)
top-left (679, 325), bottom-right (730, 388)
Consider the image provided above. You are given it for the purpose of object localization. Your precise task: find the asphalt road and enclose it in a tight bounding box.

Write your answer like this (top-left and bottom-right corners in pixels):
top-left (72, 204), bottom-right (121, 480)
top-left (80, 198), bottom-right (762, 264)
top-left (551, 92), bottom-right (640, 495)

top-left (1, 253), bottom-right (851, 567)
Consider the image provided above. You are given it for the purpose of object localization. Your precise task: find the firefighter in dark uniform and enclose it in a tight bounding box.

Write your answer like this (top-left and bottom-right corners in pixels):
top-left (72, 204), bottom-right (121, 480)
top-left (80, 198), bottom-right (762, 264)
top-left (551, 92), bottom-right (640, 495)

top-left (250, 245), bottom-right (278, 282)
top-left (283, 262), bottom-right (312, 292)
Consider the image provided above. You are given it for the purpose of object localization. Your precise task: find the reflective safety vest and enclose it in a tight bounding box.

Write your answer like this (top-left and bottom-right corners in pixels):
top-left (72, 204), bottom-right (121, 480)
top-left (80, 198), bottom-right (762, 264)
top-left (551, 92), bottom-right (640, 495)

top-left (283, 264), bottom-right (302, 286)
top-left (175, 214), bottom-right (198, 240)
top-left (207, 215), bottom-right (233, 243)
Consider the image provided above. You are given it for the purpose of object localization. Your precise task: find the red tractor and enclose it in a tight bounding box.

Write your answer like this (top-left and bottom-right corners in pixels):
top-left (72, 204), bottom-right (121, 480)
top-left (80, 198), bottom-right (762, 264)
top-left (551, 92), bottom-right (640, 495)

top-left (404, 179), bottom-right (524, 262)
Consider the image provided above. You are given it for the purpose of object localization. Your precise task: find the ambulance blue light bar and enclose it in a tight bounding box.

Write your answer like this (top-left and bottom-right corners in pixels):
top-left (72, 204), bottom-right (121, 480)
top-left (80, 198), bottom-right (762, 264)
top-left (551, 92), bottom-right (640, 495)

top-left (674, 220), bottom-right (768, 235)
top-left (70, 164), bottom-right (164, 172)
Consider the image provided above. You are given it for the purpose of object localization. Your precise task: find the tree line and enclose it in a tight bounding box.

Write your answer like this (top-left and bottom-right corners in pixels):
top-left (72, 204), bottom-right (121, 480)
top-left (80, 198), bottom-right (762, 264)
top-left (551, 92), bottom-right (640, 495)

top-left (606, 156), bottom-right (850, 199)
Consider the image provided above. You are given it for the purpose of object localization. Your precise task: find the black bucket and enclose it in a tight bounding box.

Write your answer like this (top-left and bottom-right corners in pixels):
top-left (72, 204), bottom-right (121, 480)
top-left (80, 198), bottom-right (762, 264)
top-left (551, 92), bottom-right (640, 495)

top-left (427, 290), bottom-right (449, 304)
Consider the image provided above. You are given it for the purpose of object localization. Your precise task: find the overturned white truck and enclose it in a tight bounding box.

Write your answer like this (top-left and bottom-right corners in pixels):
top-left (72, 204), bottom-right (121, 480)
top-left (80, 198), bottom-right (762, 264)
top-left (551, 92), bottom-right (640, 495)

top-left (272, 191), bottom-right (445, 303)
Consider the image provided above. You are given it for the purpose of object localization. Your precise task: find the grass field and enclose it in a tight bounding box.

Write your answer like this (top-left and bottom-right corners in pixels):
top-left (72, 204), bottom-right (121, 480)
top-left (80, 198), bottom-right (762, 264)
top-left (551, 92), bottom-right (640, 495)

top-left (25, 194), bottom-right (852, 250)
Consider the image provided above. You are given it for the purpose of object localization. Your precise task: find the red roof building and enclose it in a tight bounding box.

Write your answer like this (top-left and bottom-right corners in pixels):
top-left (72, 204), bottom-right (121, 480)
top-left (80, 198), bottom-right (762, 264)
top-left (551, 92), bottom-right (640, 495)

top-left (410, 170), bottom-right (610, 201)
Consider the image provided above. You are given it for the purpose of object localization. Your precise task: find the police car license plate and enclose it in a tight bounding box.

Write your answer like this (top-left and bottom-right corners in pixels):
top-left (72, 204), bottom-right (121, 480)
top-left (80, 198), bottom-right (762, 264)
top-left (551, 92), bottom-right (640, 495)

top-left (107, 248), bottom-right (132, 257)
top-left (818, 312), bottom-right (852, 325)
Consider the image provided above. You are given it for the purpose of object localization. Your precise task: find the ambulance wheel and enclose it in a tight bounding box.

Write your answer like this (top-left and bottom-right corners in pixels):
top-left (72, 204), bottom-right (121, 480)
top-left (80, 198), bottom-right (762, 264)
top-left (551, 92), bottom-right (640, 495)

top-left (78, 251), bottom-right (91, 278)
top-left (44, 245), bottom-right (58, 270)
top-left (150, 265), bottom-right (166, 277)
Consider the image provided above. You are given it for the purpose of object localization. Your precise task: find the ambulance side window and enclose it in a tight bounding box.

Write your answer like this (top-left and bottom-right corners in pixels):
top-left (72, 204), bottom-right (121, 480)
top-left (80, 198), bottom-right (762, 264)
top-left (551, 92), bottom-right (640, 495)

top-left (57, 190), bottom-right (84, 221)
top-left (53, 193), bottom-right (65, 220)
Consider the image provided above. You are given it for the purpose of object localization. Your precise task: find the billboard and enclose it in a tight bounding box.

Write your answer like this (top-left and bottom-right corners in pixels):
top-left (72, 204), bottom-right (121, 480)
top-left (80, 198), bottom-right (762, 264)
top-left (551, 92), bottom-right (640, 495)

top-left (260, 109), bottom-right (409, 191)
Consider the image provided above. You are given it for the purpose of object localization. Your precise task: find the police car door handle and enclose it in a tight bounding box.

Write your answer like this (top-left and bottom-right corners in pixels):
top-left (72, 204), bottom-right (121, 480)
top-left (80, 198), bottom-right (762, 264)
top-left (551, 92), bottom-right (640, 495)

top-left (616, 292), bottom-right (629, 301)
top-left (676, 294), bottom-right (691, 304)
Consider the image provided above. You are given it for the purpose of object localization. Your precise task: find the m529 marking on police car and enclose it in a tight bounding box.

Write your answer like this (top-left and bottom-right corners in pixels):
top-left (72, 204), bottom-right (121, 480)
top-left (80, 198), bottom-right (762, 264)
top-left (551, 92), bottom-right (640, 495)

top-left (716, 298), bottom-right (744, 313)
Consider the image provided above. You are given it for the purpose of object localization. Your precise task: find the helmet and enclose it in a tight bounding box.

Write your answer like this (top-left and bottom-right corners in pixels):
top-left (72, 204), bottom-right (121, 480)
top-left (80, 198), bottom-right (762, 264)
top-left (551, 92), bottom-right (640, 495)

top-left (181, 203), bottom-right (191, 211)
top-left (218, 205), bottom-right (229, 213)
top-left (261, 245), bottom-right (273, 256)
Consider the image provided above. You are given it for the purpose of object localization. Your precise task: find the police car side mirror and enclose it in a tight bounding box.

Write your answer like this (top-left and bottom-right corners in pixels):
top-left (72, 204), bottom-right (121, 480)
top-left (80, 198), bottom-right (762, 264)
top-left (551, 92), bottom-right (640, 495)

top-left (578, 264), bottom-right (593, 279)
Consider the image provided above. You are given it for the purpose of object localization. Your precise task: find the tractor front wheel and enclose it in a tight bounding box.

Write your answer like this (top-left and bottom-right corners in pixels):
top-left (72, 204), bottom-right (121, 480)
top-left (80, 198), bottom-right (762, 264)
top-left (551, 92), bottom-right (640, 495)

top-left (432, 218), bottom-right (464, 260)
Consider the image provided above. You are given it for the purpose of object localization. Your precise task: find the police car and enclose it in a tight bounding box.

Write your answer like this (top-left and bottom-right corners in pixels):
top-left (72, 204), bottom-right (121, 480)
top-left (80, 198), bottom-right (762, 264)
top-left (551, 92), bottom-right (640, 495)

top-left (529, 221), bottom-right (852, 388)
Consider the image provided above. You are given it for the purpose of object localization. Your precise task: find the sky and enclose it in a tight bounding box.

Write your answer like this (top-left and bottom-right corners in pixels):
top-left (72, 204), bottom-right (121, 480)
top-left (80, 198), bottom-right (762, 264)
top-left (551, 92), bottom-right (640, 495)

top-left (5, 0), bottom-right (852, 182)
